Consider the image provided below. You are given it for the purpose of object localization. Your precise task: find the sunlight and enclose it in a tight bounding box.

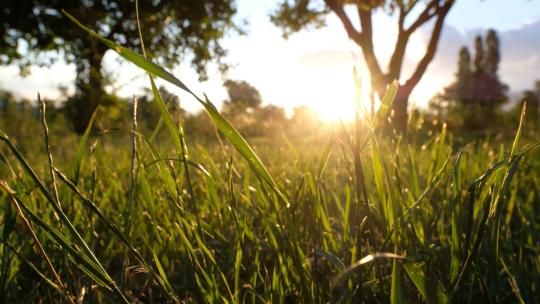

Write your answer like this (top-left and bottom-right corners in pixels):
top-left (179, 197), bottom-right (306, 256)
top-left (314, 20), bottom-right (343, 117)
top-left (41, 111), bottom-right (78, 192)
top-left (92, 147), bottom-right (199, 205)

top-left (299, 62), bottom-right (374, 123)
top-left (311, 71), bottom-right (373, 122)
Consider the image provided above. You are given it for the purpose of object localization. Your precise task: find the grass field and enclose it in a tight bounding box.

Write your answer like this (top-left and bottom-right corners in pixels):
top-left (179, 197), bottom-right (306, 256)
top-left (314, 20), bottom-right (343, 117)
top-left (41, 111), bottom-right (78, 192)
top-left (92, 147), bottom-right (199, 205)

top-left (1, 13), bottom-right (540, 304)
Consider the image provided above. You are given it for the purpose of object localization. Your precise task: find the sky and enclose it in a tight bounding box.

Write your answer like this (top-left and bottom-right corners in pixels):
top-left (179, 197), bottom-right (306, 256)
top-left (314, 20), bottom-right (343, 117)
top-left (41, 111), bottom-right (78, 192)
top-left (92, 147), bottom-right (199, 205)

top-left (1, 0), bottom-right (539, 121)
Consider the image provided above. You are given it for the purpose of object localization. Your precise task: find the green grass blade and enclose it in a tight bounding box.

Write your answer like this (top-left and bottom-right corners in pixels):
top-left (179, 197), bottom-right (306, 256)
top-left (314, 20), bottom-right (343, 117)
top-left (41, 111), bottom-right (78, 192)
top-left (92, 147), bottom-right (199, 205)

top-left (14, 196), bottom-right (112, 289)
top-left (391, 259), bottom-right (402, 304)
top-left (376, 80), bottom-right (398, 123)
top-left (62, 11), bottom-right (192, 95)
top-left (332, 253), bottom-right (405, 288)
top-left (509, 102), bottom-right (526, 159)
top-left (450, 145), bottom-right (468, 282)
top-left (403, 261), bottom-right (448, 303)
top-left (149, 77), bottom-right (183, 153)
top-left (72, 106), bottom-right (99, 184)
top-left (316, 131), bottom-right (334, 181)
top-left (151, 250), bottom-right (173, 292)
top-left (63, 10), bottom-right (285, 202)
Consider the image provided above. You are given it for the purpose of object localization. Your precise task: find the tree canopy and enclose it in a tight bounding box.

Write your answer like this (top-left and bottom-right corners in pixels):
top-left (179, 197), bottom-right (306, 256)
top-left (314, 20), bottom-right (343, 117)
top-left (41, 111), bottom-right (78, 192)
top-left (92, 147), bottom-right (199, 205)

top-left (0, 0), bottom-right (240, 132)
top-left (271, 0), bottom-right (456, 131)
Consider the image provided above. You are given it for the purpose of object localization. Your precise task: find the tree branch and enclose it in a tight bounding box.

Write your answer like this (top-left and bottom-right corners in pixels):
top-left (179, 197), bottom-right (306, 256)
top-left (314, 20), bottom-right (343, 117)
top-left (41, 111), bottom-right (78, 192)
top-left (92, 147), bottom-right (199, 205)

top-left (324, 0), bottom-right (384, 91)
top-left (405, 0), bottom-right (454, 89)
top-left (405, 0), bottom-right (441, 35)
top-left (403, 0), bottom-right (421, 15)
top-left (324, 0), bottom-right (362, 44)
top-left (356, 4), bottom-right (385, 91)
top-left (387, 5), bottom-right (411, 79)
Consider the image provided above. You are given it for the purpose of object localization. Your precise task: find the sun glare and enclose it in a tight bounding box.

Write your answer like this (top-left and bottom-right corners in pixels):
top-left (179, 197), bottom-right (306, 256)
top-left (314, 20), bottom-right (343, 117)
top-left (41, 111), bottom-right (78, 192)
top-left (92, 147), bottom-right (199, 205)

top-left (307, 65), bottom-right (374, 122)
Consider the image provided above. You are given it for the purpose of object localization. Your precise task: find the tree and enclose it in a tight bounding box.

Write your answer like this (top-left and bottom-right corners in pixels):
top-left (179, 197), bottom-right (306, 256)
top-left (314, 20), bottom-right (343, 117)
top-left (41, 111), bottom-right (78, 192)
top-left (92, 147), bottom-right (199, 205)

top-left (473, 35), bottom-right (485, 73)
top-left (254, 104), bottom-right (288, 135)
top-left (430, 30), bottom-right (507, 130)
top-left (455, 47), bottom-right (471, 99)
top-left (222, 79), bottom-right (262, 115)
top-left (271, 0), bottom-right (456, 132)
top-left (484, 29), bottom-right (500, 77)
top-left (0, 0), bottom-right (240, 133)
top-left (220, 79), bottom-right (263, 135)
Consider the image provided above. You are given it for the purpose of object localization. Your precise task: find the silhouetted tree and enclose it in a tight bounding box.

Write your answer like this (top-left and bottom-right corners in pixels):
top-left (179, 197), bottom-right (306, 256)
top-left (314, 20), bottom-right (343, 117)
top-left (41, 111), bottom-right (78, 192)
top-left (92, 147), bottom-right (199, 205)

top-left (430, 29), bottom-right (507, 130)
top-left (271, 0), bottom-right (456, 132)
top-left (485, 29), bottom-right (500, 77)
top-left (0, 0), bottom-right (240, 133)
top-left (222, 80), bottom-right (262, 115)
top-left (221, 80), bottom-right (291, 136)
top-left (255, 104), bottom-right (288, 135)
top-left (473, 36), bottom-right (485, 74)
top-left (455, 47), bottom-right (472, 99)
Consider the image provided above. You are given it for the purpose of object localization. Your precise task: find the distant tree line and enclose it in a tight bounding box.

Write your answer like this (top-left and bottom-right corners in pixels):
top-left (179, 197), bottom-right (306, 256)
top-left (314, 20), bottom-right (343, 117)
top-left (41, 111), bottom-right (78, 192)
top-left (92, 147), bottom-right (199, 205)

top-left (0, 79), bottom-right (327, 142)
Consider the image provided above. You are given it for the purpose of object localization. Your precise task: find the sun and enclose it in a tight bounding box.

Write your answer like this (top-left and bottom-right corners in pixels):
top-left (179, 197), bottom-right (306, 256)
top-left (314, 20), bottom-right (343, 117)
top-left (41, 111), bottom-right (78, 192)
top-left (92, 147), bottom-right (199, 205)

top-left (307, 65), bottom-right (374, 122)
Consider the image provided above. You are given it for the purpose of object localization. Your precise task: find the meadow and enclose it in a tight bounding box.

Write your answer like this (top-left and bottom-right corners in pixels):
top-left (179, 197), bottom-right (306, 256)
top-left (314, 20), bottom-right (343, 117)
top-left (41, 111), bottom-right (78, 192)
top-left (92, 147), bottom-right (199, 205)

top-left (1, 13), bottom-right (540, 304)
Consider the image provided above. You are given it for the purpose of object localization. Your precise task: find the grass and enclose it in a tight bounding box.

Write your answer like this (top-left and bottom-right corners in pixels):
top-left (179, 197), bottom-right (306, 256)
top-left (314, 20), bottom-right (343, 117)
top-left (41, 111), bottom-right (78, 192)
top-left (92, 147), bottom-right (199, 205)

top-left (0, 12), bottom-right (539, 303)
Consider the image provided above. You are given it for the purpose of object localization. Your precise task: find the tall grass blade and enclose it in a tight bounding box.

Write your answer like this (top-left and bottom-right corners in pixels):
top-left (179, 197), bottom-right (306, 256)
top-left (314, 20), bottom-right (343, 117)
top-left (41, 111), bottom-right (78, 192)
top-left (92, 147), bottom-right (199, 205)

top-left (63, 11), bottom-right (285, 201)
top-left (72, 106), bottom-right (99, 184)
top-left (403, 261), bottom-right (448, 303)
top-left (332, 253), bottom-right (405, 288)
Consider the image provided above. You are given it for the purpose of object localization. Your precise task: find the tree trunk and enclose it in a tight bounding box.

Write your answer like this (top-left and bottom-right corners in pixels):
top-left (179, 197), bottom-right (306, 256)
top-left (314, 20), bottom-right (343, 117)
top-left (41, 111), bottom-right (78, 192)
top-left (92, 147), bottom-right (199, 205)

top-left (391, 84), bottom-right (413, 133)
top-left (70, 43), bottom-right (107, 134)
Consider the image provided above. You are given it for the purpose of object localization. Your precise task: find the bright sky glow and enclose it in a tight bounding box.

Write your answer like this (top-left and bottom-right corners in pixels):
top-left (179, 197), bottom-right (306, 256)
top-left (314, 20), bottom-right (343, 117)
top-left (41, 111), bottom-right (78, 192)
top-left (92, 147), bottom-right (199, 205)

top-left (0, 0), bottom-right (539, 122)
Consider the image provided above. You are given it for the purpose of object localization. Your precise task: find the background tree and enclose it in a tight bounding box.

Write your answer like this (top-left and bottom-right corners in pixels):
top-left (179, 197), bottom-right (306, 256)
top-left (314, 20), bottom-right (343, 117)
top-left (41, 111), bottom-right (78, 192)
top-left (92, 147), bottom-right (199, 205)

top-left (484, 29), bottom-right (500, 77)
top-left (221, 79), bottom-right (291, 136)
top-left (0, 0), bottom-right (240, 133)
top-left (221, 79), bottom-right (263, 135)
top-left (516, 80), bottom-right (540, 131)
top-left (430, 30), bottom-right (507, 130)
top-left (473, 36), bottom-right (485, 73)
top-left (271, 0), bottom-right (456, 132)
top-left (455, 47), bottom-right (471, 100)
top-left (254, 104), bottom-right (288, 136)
top-left (222, 79), bottom-right (263, 115)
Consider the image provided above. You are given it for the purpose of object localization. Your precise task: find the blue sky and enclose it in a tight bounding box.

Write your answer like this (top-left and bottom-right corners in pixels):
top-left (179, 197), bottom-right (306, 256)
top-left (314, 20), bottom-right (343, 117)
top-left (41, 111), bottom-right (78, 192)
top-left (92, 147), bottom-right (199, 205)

top-left (445, 0), bottom-right (540, 32)
top-left (1, 0), bottom-right (539, 120)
